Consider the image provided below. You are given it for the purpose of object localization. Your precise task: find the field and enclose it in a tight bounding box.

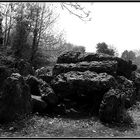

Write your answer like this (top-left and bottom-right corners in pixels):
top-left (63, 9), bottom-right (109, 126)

top-left (0, 102), bottom-right (140, 138)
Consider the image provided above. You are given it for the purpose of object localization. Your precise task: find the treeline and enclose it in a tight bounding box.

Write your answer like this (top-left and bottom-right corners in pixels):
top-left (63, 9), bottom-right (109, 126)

top-left (96, 42), bottom-right (140, 72)
top-left (121, 50), bottom-right (140, 70)
top-left (0, 2), bottom-right (87, 69)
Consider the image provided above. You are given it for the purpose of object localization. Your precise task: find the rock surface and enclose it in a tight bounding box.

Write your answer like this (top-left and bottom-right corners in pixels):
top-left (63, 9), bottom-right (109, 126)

top-left (35, 67), bottom-right (53, 83)
top-left (50, 51), bottom-right (139, 123)
top-left (51, 71), bottom-right (116, 98)
top-left (131, 71), bottom-right (140, 88)
top-left (26, 75), bottom-right (41, 96)
top-left (57, 51), bottom-right (137, 78)
top-left (0, 51), bottom-right (137, 124)
top-left (130, 71), bottom-right (140, 100)
top-left (51, 71), bottom-right (116, 113)
top-left (31, 95), bottom-right (47, 113)
top-left (0, 73), bottom-right (32, 123)
top-left (26, 75), bottom-right (58, 107)
top-left (57, 51), bottom-right (81, 64)
top-left (99, 76), bottom-right (136, 123)
top-left (116, 76), bottom-right (136, 108)
top-left (99, 89), bottom-right (125, 123)
top-left (53, 61), bottom-right (118, 76)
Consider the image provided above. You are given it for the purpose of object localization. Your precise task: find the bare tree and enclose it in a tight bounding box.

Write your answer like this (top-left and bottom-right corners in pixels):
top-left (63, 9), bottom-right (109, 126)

top-left (60, 2), bottom-right (92, 21)
top-left (0, 2), bottom-right (92, 68)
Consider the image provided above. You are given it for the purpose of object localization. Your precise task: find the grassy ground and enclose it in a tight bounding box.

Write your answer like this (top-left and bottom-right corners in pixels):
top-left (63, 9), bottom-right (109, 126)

top-left (1, 103), bottom-right (140, 138)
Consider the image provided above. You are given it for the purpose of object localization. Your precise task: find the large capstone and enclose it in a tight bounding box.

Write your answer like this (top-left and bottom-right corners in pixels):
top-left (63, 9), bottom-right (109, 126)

top-left (53, 61), bottom-right (118, 76)
top-left (51, 71), bottom-right (117, 113)
top-left (56, 51), bottom-right (137, 78)
top-left (57, 51), bottom-right (82, 64)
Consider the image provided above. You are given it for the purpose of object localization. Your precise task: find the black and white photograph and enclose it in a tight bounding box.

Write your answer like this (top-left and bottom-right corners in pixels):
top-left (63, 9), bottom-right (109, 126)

top-left (0, 1), bottom-right (139, 138)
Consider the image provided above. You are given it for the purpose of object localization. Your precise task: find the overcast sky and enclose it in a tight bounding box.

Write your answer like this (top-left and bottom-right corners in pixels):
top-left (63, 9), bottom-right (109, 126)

top-left (57, 2), bottom-right (140, 56)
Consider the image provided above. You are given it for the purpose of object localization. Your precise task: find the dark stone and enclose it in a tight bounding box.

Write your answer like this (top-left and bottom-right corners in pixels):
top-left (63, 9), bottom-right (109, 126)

top-left (51, 71), bottom-right (116, 98)
top-left (131, 71), bottom-right (140, 88)
top-left (35, 67), bottom-right (53, 83)
top-left (51, 51), bottom-right (137, 121)
top-left (53, 61), bottom-right (118, 76)
top-left (53, 103), bottom-right (67, 115)
top-left (80, 52), bottom-right (117, 62)
top-left (35, 67), bottom-right (52, 76)
top-left (26, 75), bottom-right (58, 107)
top-left (99, 89), bottom-right (125, 123)
top-left (51, 71), bottom-right (116, 113)
top-left (99, 76), bottom-right (136, 123)
top-left (0, 73), bottom-right (32, 123)
top-left (38, 75), bottom-right (53, 84)
top-left (116, 76), bottom-right (136, 108)
top-left (57, 51), bottom-right (82, 64)
top-left (31, 95), bottom-right (47, 113)
top-left (26, 75), bottom-right (41, 96)
top-left (56, 51), bottom-right (137, 78)
top-left (40, 81), bottom-right (59, 107)
top-left (57, 51), bottom-right (117, 64)
top-left (130, 71), bottom-right (140, 101)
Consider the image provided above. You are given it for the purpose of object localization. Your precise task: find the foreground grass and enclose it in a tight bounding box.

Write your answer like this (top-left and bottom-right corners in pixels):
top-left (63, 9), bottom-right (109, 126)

top-left (1, 103), bottom-right (140, 137)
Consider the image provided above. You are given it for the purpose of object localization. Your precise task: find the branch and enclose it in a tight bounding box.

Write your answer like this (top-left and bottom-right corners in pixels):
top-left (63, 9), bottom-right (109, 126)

top-left (61, 2), bottom-right (91, 21)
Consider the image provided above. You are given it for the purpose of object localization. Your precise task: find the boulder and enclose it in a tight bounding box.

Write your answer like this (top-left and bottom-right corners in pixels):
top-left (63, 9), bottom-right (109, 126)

top-left (51, 71), bottom-right (116, 98)
top-left (99, 76), bottom-right (136, 123)
top-left (57, 51), bottom-right (81, 64)
top-left (26, 75), bottom-right (58, 107)
top-left (56, 51), bottom-right (137, 78)
top-left (57, 51), bottom-right (120, 63)
top-left (0, 73), bottom-right (32, 123)
top-left (31, 95), bottom-right (47, 113)
top-left (35, 67), bottom-right (52, 76)
top-left (79, 52), bottom-right (117, 62)
top-left (116, 76), bottom-right (136, 108)
top-left (26, 75), bottom-right (41, 96)
top-left (130, 71), bottom-right (140, 100)
top-left (35, 67), bottom-right (53, 83)
top-left (53, 61), bottom-right (118, 76)
top-left (131, 71), bottom-right (140, 88)
top-left (40, 82), bottom-right (59, 107)
top-left (99, 89), bottom-right (126, 123)
top-left (51, 71), bottom-right (117, 112)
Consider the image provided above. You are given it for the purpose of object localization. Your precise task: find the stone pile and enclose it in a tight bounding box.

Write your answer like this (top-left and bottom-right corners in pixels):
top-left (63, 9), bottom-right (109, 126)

top-left (0, 51), bottom-right (139, 124)
top-left (51, 51), bottom-right (138, 123)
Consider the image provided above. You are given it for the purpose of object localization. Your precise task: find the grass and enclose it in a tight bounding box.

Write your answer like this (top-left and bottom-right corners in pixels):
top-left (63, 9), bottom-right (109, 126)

top-left (1, 103), bottom-right (140, 138)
